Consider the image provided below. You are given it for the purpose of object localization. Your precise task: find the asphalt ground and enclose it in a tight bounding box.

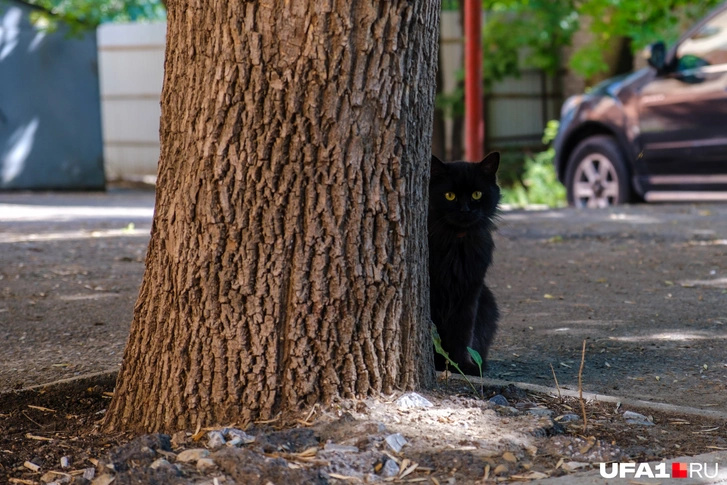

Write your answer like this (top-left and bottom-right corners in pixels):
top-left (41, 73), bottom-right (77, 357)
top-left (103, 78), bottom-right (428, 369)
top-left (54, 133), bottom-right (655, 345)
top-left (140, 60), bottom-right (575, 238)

top-left (1, 191), bottom-right (726, 417)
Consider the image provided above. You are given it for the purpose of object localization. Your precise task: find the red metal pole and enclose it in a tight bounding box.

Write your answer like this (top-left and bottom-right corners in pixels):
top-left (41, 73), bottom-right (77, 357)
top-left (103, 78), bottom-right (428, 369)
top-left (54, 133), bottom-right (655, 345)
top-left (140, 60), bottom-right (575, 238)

top-left (464, 0), bottom-right (484, 162)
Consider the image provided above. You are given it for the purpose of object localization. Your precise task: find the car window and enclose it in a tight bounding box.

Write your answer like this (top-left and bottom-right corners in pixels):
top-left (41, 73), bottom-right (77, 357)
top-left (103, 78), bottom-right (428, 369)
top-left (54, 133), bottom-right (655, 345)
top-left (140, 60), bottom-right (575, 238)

top-left (677, 8), bottom-right (727, 67)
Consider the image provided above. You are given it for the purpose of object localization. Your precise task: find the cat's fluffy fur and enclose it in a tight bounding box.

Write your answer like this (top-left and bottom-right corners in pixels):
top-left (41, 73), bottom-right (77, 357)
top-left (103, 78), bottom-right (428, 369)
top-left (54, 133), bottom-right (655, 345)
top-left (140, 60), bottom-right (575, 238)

top-left (428, 152), bottom-right (500, 374)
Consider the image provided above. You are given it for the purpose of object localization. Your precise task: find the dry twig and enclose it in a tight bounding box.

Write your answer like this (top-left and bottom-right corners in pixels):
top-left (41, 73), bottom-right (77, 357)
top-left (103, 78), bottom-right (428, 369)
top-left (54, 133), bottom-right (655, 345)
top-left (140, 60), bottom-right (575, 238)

top-left (27, 405), bottom-right (56, 413)
top-left (550, 363), bottom-right (562, 400)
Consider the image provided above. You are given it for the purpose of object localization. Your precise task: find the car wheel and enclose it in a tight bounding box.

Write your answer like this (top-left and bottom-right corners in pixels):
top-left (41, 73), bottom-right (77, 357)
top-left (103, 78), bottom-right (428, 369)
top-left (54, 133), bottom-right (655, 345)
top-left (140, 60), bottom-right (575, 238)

top-left (565, 135), bottom-right (631, 208)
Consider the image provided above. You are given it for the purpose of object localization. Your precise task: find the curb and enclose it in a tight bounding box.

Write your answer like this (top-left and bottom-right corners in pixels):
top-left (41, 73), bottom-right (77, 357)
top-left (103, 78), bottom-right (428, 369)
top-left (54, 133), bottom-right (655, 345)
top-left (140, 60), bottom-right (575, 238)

top-left (0, 370), bottom-right (118, 397)
top-left (447, 373), bottom-right (727, 420)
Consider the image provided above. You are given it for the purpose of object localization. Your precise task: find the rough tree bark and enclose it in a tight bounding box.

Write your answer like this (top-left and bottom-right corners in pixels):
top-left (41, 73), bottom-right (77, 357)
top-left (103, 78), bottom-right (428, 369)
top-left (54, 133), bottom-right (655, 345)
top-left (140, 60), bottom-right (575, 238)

top-left (104, 0), bottom-right (440, 433)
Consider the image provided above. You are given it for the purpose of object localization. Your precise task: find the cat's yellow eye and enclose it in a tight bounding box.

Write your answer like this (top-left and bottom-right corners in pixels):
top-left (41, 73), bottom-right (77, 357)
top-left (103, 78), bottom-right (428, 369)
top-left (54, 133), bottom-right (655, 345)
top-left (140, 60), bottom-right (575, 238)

top-left (444, 192), bottom-right (456, 201)
top-left (472, 191), bottom-right (483, 200)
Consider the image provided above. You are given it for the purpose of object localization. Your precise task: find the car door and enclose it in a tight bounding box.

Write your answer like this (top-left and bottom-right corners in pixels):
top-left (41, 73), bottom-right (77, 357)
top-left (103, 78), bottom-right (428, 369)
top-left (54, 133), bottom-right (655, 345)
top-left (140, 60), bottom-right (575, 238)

top-left (636, 7), bottom-right (727, 190)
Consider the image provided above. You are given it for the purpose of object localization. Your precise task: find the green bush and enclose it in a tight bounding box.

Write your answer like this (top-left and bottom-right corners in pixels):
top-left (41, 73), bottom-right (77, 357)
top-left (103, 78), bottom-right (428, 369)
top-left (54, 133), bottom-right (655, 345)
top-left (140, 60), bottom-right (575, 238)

top-left (500, 121), bottom-right (567, 208)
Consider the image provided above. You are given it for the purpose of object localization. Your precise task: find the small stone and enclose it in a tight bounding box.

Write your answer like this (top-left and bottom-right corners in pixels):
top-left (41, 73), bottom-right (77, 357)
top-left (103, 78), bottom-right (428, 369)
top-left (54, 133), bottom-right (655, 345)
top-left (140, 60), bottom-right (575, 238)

top-left (196, 457), bottom-right (217, 473)
top-left (380, 458), bottom-right (400, 477)
top-left (488, 394), bottom-right (509, 406)
top-left (207, 430), bottom-right (226, 449)
top-left (150, 458), bottom-right (171, 469)
top-left (493, 464), bottom-right (509, 475)
top-left (41, 471), bottom-right (62, 483)
top-left (176, 448), bottom-right (210, 463)
top-left (82, 468), bottom-right (96, 480)
top-left (91, 474), bottom-right (115, 485)
top-left (395, 392), bottom-right (434, 409)
top-left (226, 436), bottom-right (243, 447)
top-left (562, 461), bottom-right (589, 471)
top-left (495, 406), bottom-right (520, 416)
top-left (224, 428), bottom-right (255, 446)
top-left (324, 443), bottom-right (360, 453)
top-left (555, 413), bottom-right (581, 423)
top-left (623, 411), bottom-right (654, 426)
top-left (384, 433), bottom-right (407, 453)
top-left (527, 407), bottom-right (554, 417)
top-left (60, 456), bottom-right (71, 468)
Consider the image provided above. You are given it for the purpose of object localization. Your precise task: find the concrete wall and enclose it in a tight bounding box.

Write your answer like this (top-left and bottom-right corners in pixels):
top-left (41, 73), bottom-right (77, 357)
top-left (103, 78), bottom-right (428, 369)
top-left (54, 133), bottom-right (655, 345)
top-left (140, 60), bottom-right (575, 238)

top-left (0, 0), bottom-right (104, 190)
top-left (97, 22), bottom-right (165, 182)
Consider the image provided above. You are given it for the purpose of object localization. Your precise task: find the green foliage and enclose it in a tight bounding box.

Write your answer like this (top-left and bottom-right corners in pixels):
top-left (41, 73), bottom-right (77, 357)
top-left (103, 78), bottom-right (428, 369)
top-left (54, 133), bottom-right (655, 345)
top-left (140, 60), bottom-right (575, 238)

top-left (442, 0), bottom-right (461, 11)
top-left (19, 0), bottom-right (166, 33)
top-left (466, 347), bottom-right (483, 377)
top-left (435, 69), bottom-right (465, 118)
top-left (482, 0), bottom-right (578, 82)
top-left (431, 327), bottom-right (481, 396)
top-left (482, 0), bottom-right (723, 80)
top-left (494, 151), bottom-right (528, 188)
top-left (570, 0), bottom-right (723, 78)
top-left (501, 121), bottom-right (566, 208)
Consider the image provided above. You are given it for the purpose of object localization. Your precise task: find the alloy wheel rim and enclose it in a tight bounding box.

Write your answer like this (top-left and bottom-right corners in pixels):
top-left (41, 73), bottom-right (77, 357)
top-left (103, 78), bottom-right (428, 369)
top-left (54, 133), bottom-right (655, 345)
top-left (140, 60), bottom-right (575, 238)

top-left (572, 153), bottom-right (620, 208)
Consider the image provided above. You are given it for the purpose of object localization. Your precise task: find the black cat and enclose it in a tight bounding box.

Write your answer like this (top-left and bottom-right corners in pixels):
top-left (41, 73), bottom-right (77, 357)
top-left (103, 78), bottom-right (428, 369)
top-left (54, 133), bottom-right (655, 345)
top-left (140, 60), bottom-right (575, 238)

top-left (428, 152), bottom-right (500, 375)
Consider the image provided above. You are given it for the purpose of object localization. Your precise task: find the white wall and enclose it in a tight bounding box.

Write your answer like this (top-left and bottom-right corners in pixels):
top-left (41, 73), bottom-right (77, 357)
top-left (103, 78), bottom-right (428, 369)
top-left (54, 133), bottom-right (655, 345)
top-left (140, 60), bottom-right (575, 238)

top-left (97, 16), bottom-right (556, 180)
top-left (98, 22), bottom-right (166, 182)
top-left (440, 11), bottom-right (465, 158)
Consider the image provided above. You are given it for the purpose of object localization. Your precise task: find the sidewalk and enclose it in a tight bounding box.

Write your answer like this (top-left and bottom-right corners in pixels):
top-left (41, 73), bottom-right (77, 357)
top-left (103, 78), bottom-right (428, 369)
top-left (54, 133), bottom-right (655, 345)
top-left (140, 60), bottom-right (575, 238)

top-left (2, 192), bottom-right (727, 484)
top-left (0, 189), bottom-right (154, 390)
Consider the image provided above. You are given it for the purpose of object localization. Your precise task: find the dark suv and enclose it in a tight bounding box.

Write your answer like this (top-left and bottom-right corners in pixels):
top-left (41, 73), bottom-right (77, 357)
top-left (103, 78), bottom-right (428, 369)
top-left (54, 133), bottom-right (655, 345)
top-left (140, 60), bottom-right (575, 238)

top-left (554, 1), bottom-right (727, 207)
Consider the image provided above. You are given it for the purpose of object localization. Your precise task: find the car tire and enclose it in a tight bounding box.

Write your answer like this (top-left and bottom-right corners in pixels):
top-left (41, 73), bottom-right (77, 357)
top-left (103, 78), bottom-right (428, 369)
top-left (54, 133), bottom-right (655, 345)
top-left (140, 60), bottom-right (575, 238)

top-left (565, 135), bottom-right (631, 208)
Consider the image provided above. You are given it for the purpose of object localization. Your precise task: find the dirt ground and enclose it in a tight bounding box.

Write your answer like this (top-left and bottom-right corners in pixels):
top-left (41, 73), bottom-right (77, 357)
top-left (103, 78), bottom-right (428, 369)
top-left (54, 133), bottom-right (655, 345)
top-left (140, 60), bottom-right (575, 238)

top-left (2, 373), bottom-right (726, 484)
top-left (489, 204), bottom-right (727, 413)
top-left (1, 191), bottom-right (727, 484)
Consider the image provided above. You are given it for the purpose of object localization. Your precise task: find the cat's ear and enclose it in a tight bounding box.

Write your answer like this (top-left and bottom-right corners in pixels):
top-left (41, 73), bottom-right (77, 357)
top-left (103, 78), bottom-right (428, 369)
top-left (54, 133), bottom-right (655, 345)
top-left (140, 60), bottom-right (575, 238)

top-left (431, 154), bottom-right (447, 178)
top-left (477, 151), bottom-right (500, 176)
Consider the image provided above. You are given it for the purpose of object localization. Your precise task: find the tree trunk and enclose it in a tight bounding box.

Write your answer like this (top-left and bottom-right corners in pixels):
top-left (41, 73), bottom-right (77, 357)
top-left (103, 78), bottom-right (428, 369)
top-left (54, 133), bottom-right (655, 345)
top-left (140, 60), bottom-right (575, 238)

top-left (104, 0), bottom-right (439, 433)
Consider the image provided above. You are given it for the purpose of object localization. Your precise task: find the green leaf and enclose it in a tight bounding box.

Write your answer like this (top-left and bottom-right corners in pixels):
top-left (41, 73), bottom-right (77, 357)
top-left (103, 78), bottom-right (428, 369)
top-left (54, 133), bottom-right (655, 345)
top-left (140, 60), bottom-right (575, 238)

top-left (431, 326), bottom-right (480, 396)
top-left (466, 347), bottom-right (483, 367)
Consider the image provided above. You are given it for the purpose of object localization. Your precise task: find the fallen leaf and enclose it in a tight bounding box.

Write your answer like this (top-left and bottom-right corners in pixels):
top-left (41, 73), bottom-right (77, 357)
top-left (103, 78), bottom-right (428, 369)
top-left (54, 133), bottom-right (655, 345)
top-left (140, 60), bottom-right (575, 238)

top-left (511, 471), bottom-right (549, 480)
top-left (399, 462), bottom-right (418, 479)
top-left (502, 451), bottom-right (517, 463)
top-left (493, 464), bottom-right (509, 475)
top-left (328, 473), bottom-right (358, 481)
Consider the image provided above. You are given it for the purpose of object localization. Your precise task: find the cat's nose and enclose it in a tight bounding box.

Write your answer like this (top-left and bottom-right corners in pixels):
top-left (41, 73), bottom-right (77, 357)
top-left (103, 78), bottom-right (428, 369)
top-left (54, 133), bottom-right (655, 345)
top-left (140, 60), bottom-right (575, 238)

top-left (459, 204), bottom-right (471, 212)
